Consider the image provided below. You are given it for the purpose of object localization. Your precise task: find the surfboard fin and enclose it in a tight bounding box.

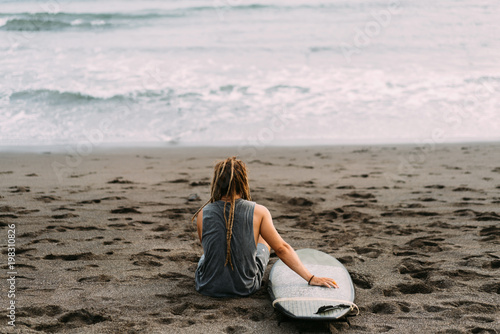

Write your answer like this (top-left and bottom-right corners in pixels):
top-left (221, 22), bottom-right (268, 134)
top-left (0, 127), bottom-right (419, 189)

top-left (315, 304), bottom-right (352, 314)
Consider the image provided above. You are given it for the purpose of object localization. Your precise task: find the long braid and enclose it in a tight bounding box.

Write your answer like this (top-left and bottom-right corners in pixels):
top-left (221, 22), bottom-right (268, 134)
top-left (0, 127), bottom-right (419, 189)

top-left (223, 159), bottom-right (236, 269)
top-left (191, 157), bottom-right (251, 270)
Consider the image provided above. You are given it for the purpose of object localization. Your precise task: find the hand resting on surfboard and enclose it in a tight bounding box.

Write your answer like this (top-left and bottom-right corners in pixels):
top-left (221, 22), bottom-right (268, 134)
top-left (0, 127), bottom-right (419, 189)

top-left (309, 275), bottom-right (339, 289)
top-left (255, 203), bottom-right (339, 289)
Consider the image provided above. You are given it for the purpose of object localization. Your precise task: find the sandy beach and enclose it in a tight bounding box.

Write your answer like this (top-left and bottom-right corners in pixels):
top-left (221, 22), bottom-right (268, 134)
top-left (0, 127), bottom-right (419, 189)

top-left (1, 144), bottom-right (499, 333)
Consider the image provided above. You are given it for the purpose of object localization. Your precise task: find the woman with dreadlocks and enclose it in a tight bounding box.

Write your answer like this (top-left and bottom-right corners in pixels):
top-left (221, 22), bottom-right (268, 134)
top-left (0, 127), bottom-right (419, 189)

top-left (192, 157), bottom-right (338, 297)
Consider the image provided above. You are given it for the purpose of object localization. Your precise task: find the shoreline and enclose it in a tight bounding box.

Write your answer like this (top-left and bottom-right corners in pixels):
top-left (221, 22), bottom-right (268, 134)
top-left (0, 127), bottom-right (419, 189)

top-left (1, 138), bottom-right (500, 154)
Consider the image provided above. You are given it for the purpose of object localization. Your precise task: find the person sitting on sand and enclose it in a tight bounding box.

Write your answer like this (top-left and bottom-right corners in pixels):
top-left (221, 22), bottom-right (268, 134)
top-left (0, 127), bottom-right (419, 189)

top-left (192, 156), bottom-right (338, 297)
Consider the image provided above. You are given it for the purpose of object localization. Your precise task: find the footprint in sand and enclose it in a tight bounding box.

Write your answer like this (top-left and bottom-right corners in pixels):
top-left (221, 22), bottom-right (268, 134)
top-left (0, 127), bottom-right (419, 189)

top-left (442, 300), bottom-right (497, 313)
top-left (224, 325), bottom-right (248, 333)
top-left (480, 282), bottom-right (500, 294)
top-left (344, 191), bottom-right (376, 199)
top-left (442, 269), bottom-right (491, 281)
top-left (52, 206), bottom-right (75, 212)
top-left (36, 195), bottom-right (61, 203)
top-left (424, 185), bottom-right (445, 189)
top-left (381, 210), bottom-right (439, 217)
top-left (407, 237), bottom-right (445, 252)
top-left (43, 252), bottom-right (96, 261)
top-left (111, 207), bottom-right (141, 214)
top-left (77, 275), bottom-right (113, 283)
top-left (156, 318), bottom-right (174, 324)
top-left (190, 180), bottom-right (210, 187)
top-left (107, 177), bottom-right (134, 184)
top-left (155, 208), bottom-right (192, 219)
top-left (479, 226), bottom-right (500, 242)
top-left (354, 245), bottom-right (383, 259)
top-left (167, 252), bottom-right (199, 263)
top-left (152, 225), bottom-right (171, 232)
top-left (130, 252), bottom-right (163, 267)
top-left (398, 258), bottom-right (435, 279)
top-left (29, 305), bottom-right (63, 317)
top-left (78, 199), bottom-right (101, 204)
top-left (370, 302), bottom-right (398, 314)
top-left (58, 309), bottom-right (107, 326)
top-left (396, 282), bottom-right (433, 294)
top-left (51, 213), bottom-right (79, 219)
top-left (349, 272), bottom-right (373, 289)
top-left (9, 186), bottom-right (30, 193)
top-left (287, 197), bottom-right (314, 206)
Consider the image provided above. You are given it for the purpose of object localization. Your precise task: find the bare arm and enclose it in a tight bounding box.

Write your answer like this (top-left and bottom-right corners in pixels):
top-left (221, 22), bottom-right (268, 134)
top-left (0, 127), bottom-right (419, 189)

top-left (257, 204), bottom-right (338, 288)
top-left (196, 210), bottom-right (203, 243)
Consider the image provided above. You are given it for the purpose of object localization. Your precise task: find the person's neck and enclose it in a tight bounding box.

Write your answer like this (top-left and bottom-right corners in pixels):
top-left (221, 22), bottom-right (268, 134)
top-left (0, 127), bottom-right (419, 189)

top-left (220, 194), bottom-right (241, 202)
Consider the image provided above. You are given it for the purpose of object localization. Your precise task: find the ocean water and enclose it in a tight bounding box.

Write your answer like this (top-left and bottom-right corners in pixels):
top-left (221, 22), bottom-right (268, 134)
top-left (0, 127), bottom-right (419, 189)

top-left (0, 0), bottom-right (499, 147)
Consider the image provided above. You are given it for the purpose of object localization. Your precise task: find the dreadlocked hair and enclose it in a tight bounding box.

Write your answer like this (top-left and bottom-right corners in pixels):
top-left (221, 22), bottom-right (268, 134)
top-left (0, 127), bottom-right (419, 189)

top-left (191, 157), bottom-right (251, 270)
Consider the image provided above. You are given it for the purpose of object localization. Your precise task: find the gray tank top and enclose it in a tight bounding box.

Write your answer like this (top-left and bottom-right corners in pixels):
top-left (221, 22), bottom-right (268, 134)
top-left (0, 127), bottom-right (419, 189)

top-left (195, 199), bottom-right (260, 297)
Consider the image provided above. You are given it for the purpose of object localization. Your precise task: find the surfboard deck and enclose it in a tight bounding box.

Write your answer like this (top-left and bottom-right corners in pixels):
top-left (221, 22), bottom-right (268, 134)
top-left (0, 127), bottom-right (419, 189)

top-left (268, 249), bottom-right (356, 320)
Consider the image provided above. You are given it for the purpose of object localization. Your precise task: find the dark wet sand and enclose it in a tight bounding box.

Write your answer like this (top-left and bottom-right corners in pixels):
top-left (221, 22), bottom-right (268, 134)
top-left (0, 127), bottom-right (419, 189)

top-left (1, 144), bottom-right (499, 333)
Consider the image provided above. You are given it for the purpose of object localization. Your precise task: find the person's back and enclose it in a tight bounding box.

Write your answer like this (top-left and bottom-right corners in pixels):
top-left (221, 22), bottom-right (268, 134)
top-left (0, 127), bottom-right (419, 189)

top-left (195, 199), bottom-right (268, 297)
top-left (192, 156), bottom-right (338, 299)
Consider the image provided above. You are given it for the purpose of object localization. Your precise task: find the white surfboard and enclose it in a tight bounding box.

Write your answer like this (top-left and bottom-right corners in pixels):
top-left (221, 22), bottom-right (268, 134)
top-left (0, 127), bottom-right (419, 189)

top-left (268, 249), bottom-right (356, 320)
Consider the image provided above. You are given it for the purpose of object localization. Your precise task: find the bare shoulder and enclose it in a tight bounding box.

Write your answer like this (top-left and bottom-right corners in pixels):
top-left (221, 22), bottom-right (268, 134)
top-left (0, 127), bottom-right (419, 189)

top-left (254, 203), bottom-right (271, 217)
top-left (254, 203), bottom-right (272, 220)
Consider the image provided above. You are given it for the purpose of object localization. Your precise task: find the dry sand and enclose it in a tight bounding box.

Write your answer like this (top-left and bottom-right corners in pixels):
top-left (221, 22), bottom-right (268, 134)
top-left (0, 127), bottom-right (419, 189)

top-left (1, 144), bottom-right (499, 333)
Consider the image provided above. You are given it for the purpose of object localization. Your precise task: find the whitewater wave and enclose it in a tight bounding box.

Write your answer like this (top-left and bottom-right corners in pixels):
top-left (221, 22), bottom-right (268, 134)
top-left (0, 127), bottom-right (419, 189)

top-left (0, 3), bottom-right (344, 31)
top-left (0, 17), bottom-right (112, 31)
top-left (0, 12), bottom-right (167, 31)
top-left (0, 17), bottom-right (8, 28)
top-left (9, 89), bottom-right (129, 103)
